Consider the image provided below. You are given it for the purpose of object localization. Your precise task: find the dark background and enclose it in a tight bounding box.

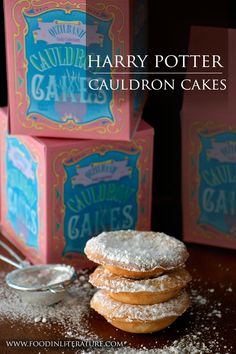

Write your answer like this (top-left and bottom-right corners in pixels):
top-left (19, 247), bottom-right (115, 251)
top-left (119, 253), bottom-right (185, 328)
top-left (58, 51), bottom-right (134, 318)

top-left (0, 1), bottom-right (235, 237)
top-left (144, 0), bottom-right (235, 236)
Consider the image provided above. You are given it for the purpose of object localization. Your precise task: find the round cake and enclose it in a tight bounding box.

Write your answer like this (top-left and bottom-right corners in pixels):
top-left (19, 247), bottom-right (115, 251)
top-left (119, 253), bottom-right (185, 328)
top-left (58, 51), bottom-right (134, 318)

top-left (89, 266), bottom-right (192, 305)
top-left (90, 289), bottom-right (190, 333)
top-left (85, 230), bottom-right (189, 278)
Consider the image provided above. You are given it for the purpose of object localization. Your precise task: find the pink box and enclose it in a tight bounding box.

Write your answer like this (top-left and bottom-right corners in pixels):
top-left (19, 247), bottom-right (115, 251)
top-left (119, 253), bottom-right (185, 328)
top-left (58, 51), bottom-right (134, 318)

top-left (0, 108), bottom-right (154, 267)
top-left (4, 0), bottom-right (147, 141)
top-left (182, 27), bottom-right (236, 250)
top-left (0, 107), bottom-right (8, 221)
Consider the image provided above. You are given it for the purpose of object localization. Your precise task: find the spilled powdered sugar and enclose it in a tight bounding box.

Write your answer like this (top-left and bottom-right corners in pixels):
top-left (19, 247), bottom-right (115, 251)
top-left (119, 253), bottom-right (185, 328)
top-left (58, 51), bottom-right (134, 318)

top-left (85, 231), bottom-right (189, 271)
top-left (0, 271), bottom-right (234, 353)
top-left (79, 337), bottom-right (213, 353)
top-left (0, 270), bottom-right (97, 340)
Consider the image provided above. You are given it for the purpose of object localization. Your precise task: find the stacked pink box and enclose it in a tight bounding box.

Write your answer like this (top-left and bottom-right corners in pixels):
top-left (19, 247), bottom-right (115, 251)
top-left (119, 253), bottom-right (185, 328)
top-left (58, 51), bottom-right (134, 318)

top-left (4, 0), bottom-right (147, 141)
top-left (1, 0), bottom-right (154, 266)
top-left (182, 27), bottom-right (236, 250)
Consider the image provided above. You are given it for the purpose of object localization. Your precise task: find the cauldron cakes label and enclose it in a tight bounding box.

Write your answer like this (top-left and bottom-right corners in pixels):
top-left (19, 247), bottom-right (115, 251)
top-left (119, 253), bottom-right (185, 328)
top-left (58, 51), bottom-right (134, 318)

top-left (5, 0), bottom-right (146, 140)
top-left (55, 148), bottom-right (140, 255)
top-left (25, 6), bottom-right (113, 125)
top-left (198, 132), bottom-right (236, 234)
top-left (182, 119), bottom-right (236, 249)
top-left (5, 138), bottom-right (39, 249)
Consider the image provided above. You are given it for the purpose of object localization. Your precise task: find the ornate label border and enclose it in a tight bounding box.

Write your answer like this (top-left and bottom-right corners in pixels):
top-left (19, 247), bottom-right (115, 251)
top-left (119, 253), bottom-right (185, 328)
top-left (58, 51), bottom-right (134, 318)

top-left (1, 134), bottom-right (45, 262)
top-left (189, 120), bottom-right (236, 243)
top-left (13, 0), bottom-right (126, 135)
top-left (51, 137), bottom-right (152, 258)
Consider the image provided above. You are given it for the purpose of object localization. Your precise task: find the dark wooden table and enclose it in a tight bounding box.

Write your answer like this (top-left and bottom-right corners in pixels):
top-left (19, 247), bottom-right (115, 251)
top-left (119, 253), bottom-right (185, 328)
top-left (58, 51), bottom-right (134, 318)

top-left (0, 236), bottom-right (235, 354)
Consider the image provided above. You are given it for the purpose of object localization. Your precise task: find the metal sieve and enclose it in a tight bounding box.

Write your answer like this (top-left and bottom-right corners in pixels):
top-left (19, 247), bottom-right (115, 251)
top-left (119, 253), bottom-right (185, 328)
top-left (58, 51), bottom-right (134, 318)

top-left (0, 239), bottom-right (77, 306)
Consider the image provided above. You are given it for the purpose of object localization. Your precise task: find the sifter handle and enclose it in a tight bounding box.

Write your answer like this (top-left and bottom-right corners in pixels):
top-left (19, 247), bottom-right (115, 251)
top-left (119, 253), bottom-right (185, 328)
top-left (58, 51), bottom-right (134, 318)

top-left (0, 238), bottom-right (26, 268)
top-left (0, 254), bottom-right (22, 269)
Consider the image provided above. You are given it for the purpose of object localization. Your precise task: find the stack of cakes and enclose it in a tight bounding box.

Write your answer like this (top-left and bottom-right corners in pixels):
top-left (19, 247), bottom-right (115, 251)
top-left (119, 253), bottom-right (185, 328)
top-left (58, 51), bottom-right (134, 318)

top-left (85, 230), bottom-right (192, 334)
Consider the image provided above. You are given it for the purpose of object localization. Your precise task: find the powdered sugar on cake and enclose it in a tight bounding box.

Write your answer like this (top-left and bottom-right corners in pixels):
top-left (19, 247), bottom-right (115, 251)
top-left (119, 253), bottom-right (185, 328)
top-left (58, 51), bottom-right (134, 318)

top-left (91, 290), bottom-right (190, 322)
top-left (89, 267), bottom-right (191, 293)
top-left (85, 230), bottom-right (189, 271)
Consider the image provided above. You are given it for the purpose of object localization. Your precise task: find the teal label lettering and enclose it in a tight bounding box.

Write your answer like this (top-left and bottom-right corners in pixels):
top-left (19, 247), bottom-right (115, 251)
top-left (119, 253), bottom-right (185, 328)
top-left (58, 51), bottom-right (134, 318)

top-left (199, 133), bottom-right (236, 234)
top-left (6, 138), bottom-right (39, 249)
top-left (62, 151), bottom-right (140, 254)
